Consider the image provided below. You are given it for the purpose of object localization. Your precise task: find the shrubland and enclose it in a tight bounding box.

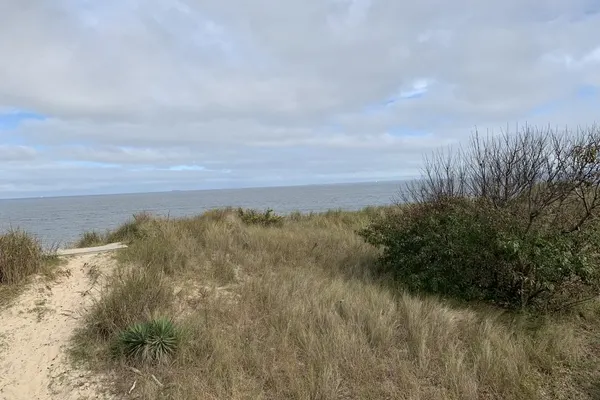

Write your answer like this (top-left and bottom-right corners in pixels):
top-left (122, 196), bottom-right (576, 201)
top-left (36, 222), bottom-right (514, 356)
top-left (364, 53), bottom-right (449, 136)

top-left (72, 123), bottom-right (600, 400)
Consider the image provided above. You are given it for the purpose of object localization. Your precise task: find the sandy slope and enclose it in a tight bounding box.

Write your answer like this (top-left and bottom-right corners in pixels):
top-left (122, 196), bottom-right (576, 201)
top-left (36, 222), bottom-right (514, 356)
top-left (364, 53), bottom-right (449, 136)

top-left (0, 247), bottom-right (121, 400)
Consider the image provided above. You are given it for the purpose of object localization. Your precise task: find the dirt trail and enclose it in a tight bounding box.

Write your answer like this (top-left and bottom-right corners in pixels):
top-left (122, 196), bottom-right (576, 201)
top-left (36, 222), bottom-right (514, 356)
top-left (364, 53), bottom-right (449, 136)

top-left (0, 248), bottom-right (120, 400)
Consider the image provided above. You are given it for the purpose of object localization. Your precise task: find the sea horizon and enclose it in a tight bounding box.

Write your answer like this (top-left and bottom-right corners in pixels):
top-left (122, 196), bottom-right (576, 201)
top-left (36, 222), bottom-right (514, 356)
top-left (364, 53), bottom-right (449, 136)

top-left (0, 180), bottom-right (407, 246)
top-left (0, 178), bottom-right (411, 202)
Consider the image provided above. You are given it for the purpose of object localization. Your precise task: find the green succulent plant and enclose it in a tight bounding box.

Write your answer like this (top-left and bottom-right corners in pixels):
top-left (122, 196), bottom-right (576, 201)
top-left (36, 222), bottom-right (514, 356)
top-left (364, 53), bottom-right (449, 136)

top-left (116, 317), bottom-right (179, 364)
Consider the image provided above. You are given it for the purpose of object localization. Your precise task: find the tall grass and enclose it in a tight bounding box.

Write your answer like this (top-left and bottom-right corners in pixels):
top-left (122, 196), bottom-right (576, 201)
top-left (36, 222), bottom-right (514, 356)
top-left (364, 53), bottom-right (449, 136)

top-left (75, 211), bottom-right (153, 248)
top-left (0, 229), bottom-right (44, 285)
top-left (0, 229), bottom-right (61, 307)
top-left (76, 231), bottom-right (104, 248)
top-left (72, 208), bottom-right (600, 399)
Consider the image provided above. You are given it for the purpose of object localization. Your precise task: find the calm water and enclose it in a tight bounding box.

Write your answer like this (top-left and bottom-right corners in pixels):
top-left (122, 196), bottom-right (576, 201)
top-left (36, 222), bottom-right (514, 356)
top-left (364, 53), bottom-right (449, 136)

top-left (0, 181), bottom-right (404, 247)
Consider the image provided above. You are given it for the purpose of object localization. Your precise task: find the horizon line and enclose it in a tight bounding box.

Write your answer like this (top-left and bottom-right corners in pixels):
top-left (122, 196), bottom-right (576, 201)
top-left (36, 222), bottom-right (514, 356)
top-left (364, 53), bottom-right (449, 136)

top-left (0, 178), bottom-right (415, 201)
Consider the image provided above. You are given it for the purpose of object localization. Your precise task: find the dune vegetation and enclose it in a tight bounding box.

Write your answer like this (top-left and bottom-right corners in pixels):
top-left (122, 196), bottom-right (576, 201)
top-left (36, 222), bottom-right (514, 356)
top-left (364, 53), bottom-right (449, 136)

top-left (0, 229), bottom-right (60, 306)
top-left (70, 203), bottom-right (600, 399)
top-left (0, 229), bottom-right (45, 285)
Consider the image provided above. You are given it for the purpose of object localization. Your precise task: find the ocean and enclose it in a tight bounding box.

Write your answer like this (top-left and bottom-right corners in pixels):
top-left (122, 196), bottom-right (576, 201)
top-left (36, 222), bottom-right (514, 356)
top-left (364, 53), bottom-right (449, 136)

top-left (0, 181), bottom-right (404, 247)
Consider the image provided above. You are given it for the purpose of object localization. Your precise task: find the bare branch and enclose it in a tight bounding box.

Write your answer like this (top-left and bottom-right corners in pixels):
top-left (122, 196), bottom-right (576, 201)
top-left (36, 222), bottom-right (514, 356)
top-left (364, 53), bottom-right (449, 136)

top-left (408, 124), bottom-right (600, 233)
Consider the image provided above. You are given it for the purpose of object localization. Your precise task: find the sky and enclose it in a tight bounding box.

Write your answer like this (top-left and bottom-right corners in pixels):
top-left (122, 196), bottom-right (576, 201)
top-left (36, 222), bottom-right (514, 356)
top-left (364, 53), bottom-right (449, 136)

top-left (0, 0), bottom-right (599, 198)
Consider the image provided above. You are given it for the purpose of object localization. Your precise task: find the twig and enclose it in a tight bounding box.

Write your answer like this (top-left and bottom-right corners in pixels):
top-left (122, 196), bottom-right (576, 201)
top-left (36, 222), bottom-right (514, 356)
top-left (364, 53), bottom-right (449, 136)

top-left (553, 295), bottom-right (600, 312)
top-left (124, 367), bottom-right (164, 390)
top-left (126, 366), bottom-right (142, 375)
top-left (151, 374), bottom-right (164, 388)
top-left (128, 380), bottom-right (137, 394)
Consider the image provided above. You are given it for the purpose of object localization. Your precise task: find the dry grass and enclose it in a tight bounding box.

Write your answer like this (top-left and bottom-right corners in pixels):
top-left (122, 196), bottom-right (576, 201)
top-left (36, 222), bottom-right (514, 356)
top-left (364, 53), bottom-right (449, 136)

top-left (0, 229), bottom-right (61, 306)
top-left (71, 208), bottom-right (600, 400)
top-left (0, 229), bottom-right (44, 285)
top-left (75, 211), bottom-right (153, 248)
top-left (76, 231), bottom-right (105, 248)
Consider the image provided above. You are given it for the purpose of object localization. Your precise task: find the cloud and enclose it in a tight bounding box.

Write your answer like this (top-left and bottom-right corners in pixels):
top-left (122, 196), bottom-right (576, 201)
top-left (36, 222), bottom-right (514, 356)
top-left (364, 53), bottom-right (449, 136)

top-left (0, 145), bottom-right (38, 162)
top-left (0, 0), bottom-right (599, 197)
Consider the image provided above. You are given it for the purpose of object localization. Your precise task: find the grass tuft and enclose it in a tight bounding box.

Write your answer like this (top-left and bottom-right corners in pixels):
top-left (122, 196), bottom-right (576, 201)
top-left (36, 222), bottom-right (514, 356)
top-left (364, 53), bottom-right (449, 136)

top-left (81, 267), bottom-right (174, 340)
top-left (105, 212), bottom-right (152, 244)
top-left (76, 231), bottom-right (105, 248)
top-left (0, 229), bottom-right (44, 285)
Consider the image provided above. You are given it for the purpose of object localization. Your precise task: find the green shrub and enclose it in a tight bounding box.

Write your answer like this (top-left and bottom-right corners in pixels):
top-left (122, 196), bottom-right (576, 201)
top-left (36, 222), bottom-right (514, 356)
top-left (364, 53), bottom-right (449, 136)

top-left (0, 229), bottom-right (44, 284)
top-left (115, 317), bottom-right (179, 364)
top-left (360, 198), bottom-right (600, 311)
top-left (362, 125), bottom-right (600, 312)
top-left (237, 208), bottom-right (283, 227)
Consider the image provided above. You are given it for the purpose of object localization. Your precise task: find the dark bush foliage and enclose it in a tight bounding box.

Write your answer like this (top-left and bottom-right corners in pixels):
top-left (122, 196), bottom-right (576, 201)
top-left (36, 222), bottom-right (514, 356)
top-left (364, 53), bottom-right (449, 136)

top-left (362, 125), bottom-right (600, 311)
top-left (360, 199), bottom-right (600, 310)
top-left (237, 208), bottom-right (283, 227)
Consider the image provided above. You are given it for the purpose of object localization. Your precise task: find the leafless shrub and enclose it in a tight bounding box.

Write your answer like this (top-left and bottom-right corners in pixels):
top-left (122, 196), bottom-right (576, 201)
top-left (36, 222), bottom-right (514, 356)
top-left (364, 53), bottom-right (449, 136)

top-left (404, 124), bottom-right (600, 233)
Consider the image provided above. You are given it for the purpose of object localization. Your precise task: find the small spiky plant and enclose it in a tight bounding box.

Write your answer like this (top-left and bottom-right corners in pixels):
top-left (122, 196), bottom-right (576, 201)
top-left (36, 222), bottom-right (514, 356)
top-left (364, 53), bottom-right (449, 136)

top-left (117, 317), bottom-right (179, 364)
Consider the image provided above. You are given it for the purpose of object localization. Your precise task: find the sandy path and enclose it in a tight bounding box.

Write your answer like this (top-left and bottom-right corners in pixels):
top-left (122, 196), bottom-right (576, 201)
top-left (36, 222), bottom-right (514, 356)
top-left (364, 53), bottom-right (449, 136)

top-left (0, 248), bottom-right (121, 400)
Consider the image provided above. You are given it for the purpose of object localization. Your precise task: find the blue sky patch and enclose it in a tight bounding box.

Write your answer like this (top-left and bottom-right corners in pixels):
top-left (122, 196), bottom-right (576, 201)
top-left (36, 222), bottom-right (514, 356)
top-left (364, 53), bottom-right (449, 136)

top-left (168, 165), bottom-right (206, 171)
top-left (363, 80), bottom-right (432, 114)
top-left (529, 84), bottom-right (598, 117)
top-left (59, 161), bottom-right (121, 169)
top-left (575, 84), bottom-right (598, 98)
top-left (0, 110), bottom-right (46, 130)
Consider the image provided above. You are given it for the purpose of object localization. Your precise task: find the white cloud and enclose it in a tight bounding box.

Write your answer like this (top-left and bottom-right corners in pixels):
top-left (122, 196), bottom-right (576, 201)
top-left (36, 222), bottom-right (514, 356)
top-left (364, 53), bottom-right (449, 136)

top-left (0, 0), bottom-right (599, 196)
top-left (0, 145), bottom-right (38, 162)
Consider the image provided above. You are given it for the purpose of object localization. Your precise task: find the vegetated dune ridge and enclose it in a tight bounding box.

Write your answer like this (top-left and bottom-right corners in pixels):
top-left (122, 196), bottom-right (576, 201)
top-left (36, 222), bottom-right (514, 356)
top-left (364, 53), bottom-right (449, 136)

top-left (0, 205), bottom-right (599, 399)
top-left (0, 247), bottom-right (121, 400)
top-left (66, 208), bottom-right (600, 399)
